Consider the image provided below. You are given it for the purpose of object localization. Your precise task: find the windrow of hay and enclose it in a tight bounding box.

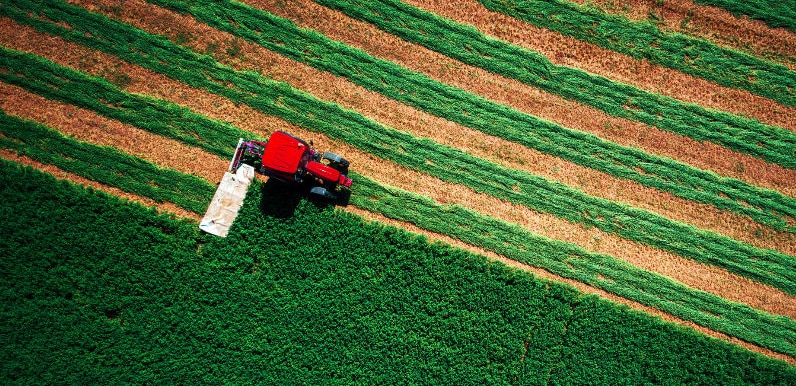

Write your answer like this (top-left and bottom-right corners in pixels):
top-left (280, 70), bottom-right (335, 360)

top-left (567, 0), bottom-right (796, 71)
top-left (58, 0), bottom-right (796, 256)
top-left (3, 15), bottom-right (794, 325)
top-left (0, 82), bottom-right (225, 183)
top-left (244, 0), bottom-right (796, 198)
top-left (403, 0), bottom-right (796, 133)
top-left (0, 148), bottom-right (201, 220)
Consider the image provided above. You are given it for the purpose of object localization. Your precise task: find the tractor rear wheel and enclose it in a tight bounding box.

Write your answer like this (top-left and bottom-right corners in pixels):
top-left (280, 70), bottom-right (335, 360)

top-left (310, 186), bottom-right (336, 199)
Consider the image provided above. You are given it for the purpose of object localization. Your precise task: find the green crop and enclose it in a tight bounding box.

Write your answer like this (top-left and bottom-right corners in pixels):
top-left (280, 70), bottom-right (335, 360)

top-left (694, 0), bottom-right (796, 33)
top-left (144, 0), bottom-right (796, 233)
top-left (311, 0), bottom-right (796, 170)
top-left (349, 173), bottom-right (796, 358)
top-left (475, 0), bottom-right (796, 108)
top-left (4, 56), bottom-right (794, 356)
top-left (0, 111), bottom-right (214, 213)
top-left (4, 41), bottom-right (794, 357)
top-left (2, 161), bottom-right (794, 383)
top-left (2, 3), bottom-right (794, 295)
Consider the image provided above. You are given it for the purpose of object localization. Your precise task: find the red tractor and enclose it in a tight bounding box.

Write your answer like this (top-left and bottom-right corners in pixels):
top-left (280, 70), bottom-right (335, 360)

top-left (200, 131), bottom-right (352, 237)
top-left (231, 131), bottom-right (352, 199)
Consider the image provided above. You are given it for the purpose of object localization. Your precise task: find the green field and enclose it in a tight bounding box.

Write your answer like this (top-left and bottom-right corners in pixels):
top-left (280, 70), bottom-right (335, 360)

top-left (1, 0), bottom-right (794, 382)
top-left (3, 161), bottom-right (795, 384)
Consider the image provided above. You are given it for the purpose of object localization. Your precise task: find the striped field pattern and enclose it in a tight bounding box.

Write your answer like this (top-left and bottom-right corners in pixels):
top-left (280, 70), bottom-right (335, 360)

top-left (1, 0), bottom-right (794, 381)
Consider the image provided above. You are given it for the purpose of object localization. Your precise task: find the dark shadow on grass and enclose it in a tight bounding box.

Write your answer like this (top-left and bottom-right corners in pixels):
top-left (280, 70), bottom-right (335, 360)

top-left (258, 178), bottom-right (303, 218)
top-left (258, 178), bottom-right (351, 218)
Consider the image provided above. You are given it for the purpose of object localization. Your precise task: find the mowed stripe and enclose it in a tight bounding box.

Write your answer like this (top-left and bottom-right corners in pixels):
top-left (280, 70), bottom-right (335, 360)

top-left (565, 0), bottom-right (796, 70)
top-left (0, 148), bottom-right (201, 220)
top-left (238, 0), bottom-right (796, 204)
top-left (3, 19), bottom-right (795, 322)
top-left (0, 82), bottom-right (224, 183)
top-left (249, 0), bottom-right (796, 199)
top-left (142, 0), bottom-right (796, 237)
top-left (404, 0), bottom-right (796, 133)
top-left (107, 0), bottom-right (796, 253)
top-left (9, 1), bottom-right (796, 292)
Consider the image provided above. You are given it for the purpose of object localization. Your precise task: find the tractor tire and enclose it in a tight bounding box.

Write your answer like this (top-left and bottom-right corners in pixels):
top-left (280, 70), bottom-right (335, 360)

top-left (310, 186), bottom-right (336, 199)
top-left (323, 152), bottom-right (350, 168)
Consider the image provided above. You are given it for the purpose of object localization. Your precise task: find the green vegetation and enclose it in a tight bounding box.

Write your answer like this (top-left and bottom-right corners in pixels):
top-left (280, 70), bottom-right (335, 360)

top-left (694, 0), bottom-right (796, 33)
top-left (475, 0), bottom-right (796, 107)
top-left (349, 174), bottom-right (796, 358)
top-left (311, 0), bottom-right (796, 170)
top-left (143, 0), bottom-right (796, 233)
top-left (2, 161), bottom-right (794, 383)
top-left (2, 4), bottom-right (795, 296)
top-left (4, 45), bottom-right (794, 357)
top-left (0, 47), bottom-right (253, 160)
top-left (0, 111), bottom-right (214, 214)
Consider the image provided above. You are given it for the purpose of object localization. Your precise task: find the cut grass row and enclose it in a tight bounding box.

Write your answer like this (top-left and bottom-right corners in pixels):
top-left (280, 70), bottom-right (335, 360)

top-left (0, 111), bottom-right (213, 214)
top-left (4, 160), bottom-right (795, 383)
top-left (553, 0), bottom-right (796, 70)
top-left (4, 102), bottom-right (796, 359)
top-left (311, 0), bottom-right (796, 170)
top-left (693, 0), bottom-right (796, 33)
top-left (3, 4), bottom-right (794, 294)
top-left (474, 0), bottom-right (796, 108)
top-left (403, 0), bottom-right (796, 133)
top-left (0, 47), bottom-right (256, 161)
top-left (145, 0), bottom-right (796, 233)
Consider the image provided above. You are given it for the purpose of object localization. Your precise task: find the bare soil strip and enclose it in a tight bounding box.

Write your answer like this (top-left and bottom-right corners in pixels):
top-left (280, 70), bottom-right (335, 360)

top-left (242, 0), bottom-right (796, 199)
top-left (53, 1), bottom-right (796, 257)
top-left (4, 19), bottom-right (795, 326)
top-left (402, 0), bottom-right (796, 133)
top-left (0, 82), bottom-right (225, 183)
top-left (567, 0), bottom-right (796, 70)
top-left (348, 205), bottom-right (796, 366)
top-left (0, 149), bottom-right (201, 220)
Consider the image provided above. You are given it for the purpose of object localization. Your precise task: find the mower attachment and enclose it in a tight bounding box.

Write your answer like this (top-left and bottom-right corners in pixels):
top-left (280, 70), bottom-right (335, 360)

top-left (199, 163), bottom-right (255, 237)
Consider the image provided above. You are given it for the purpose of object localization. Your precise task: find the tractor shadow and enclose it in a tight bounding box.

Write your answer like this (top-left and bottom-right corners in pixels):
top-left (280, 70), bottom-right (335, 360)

top-left (258, 178), bottom-right (350, 218)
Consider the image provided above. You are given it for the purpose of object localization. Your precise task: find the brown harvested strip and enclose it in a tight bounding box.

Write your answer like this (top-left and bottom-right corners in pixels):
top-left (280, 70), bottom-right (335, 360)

top-left (186, 1), bottom-right (796, 250)
top-left (348, 205), bottom-right (796, 366)
top-left (0, 82), bottom-right (226, 183)
top-left (402, 0), bottom-right (796, 133)
top-left (58, 0), bottom-right (796, 256)
top-left (69, 0), bottom-right (796, 206)
top-left (237, 0), bottom-right (796, 200)
top-left (9, 4), bottom-right (796, 319)
top-left (0, 149), bottom-right (201, 221)
top-left (568, 0), bottom-right (796, 70)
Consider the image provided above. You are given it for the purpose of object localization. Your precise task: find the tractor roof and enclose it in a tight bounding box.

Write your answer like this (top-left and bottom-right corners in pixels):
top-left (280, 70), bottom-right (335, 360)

top-left (261, 131), bottom-right (308, 175)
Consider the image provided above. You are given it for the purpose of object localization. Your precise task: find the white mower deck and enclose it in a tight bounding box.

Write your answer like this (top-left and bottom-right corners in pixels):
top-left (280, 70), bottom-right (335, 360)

top-left (199, 164), bottom-right (255, 237)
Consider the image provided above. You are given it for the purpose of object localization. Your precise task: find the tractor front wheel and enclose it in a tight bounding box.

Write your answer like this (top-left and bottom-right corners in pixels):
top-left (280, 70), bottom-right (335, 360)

top-left (323, 152), bottom-right (350, 169)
